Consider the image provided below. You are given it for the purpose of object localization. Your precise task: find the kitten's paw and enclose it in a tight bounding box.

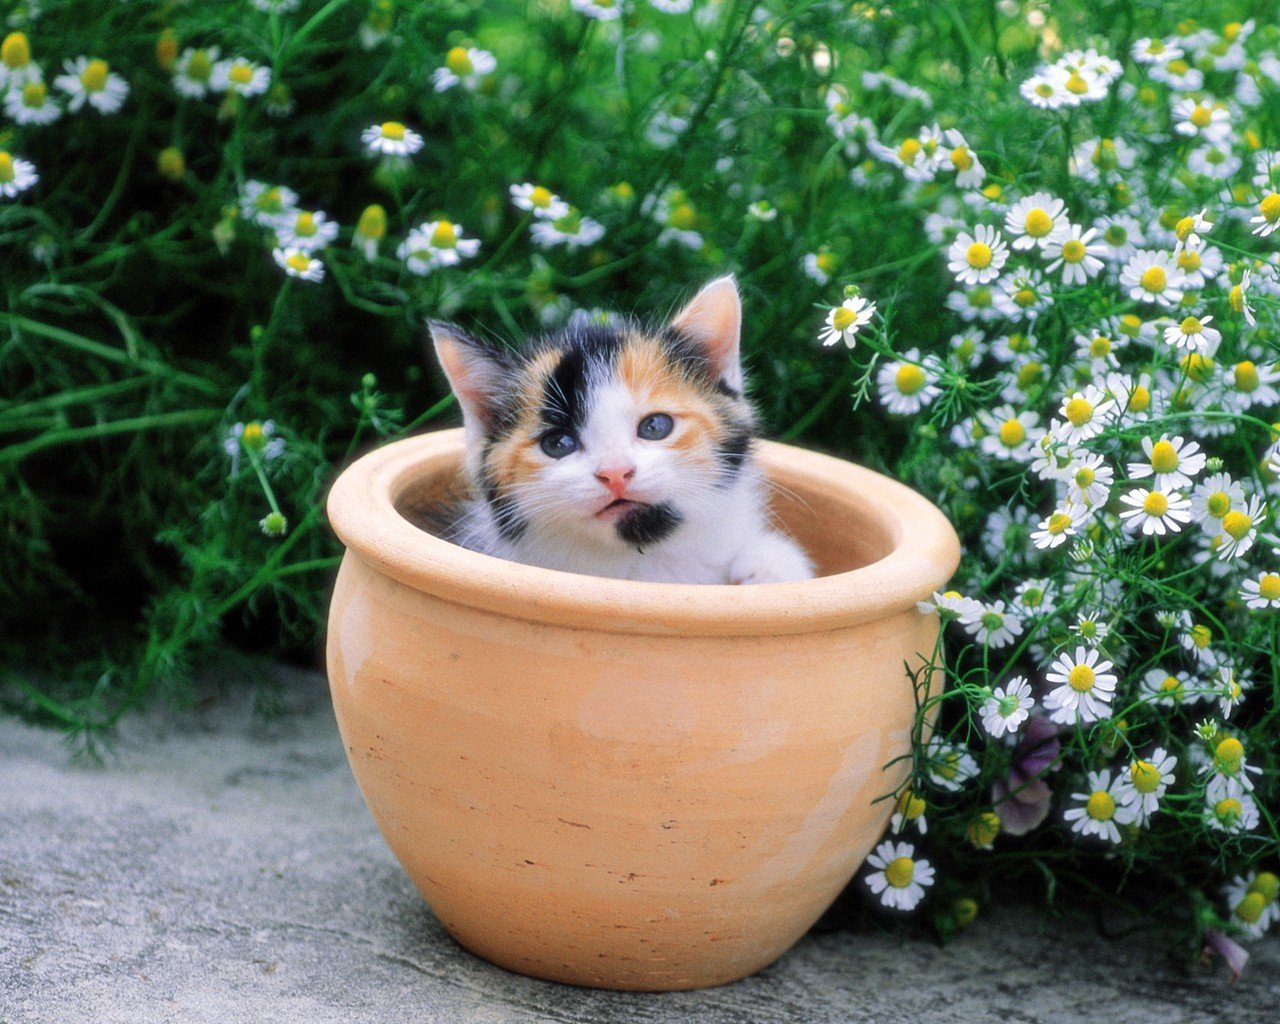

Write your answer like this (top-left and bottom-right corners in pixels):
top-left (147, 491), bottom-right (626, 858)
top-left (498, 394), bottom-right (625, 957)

top-left (728, 532), bottom-right (815, 585)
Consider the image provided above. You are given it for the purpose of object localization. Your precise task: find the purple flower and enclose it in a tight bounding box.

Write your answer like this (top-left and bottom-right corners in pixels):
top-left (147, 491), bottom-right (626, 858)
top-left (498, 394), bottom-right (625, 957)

top-left (992, 715), bottom-right (1061, 836)
top-left (1202, 927), bottom-right (1249, 985)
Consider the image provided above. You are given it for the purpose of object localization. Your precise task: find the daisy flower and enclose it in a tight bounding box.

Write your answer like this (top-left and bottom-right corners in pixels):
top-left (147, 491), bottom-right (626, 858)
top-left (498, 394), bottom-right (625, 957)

top-left (1179, 615), bottom-right (1217, 664)
top-left (171, 47), bottom-right (219, 99)
top-left (979, 406), bottom-right (1042, 461)
top-left (1030, 502), bottom-right (1089, 550)
top-left (1120, 748), bottom-right (1177, 824)
top-left (922, 739), bottom-right (979, 793)
top-left (1223, 874), bottom-right (1280, 939)
top-left (1043, 646), bottom-right (1117, 725)
top-left (995, 269), bottom-right (1051, 320)
top-left (819, 296), bottom-right (876, 349)
top-left (239, 181), bottom-right (298, 227)
top-left (948, 225), bottom-right (1008, 285)
top-left (211, 57), bottom-right (271, 97)
top-left (980, 676), bottom-right (1035, 738)
top-left (877, 351), bottom-right (941, 415)
top-left (1004, 193), bottom-right (1066, 250)
top-left (1213, 665), bottom-right (1249, 718)
top-left (1204, 775), bottom-right (1259, 834)
top-left (1020, 69), bottom-right (1077, 110)
top-left (0, 31), bottom-right (39, 89)
top-left (1217, 495), bottom-right (1265, 560)
top-left (1121, 250), bottom-right (1184, 307)
top-left (1141, 667), bottom-right (1190, 708)
top-left (509, 183), bottom-right (570, 220)
top-left (352, 204), bottom-right (386, 261)
top-left (361, 121), bottom-right (424, 157)
top-left (1172, 239), bottom-right (1221, 289)
top-left (1173, 99), bottom-right (1230, 143)
top-left (1064, 770), bottom-right (1136, 844)
top-left (272, 247), bottom-right (324, 282)
top-left (0, 151), bottom-right (38, 199)
top-left (1054, 385), bottom-right (1115, 444)
top-left (54, 56), bottom-right (129, 114)
top-left (1249, 193), bottom-right (1280, 237)
top-left (571, 0), bottom-right (622, 19)
top-left (1064, 451), bottom-right (1113, 507)
top-left (276, 210), bottom-right (339, 253)
top-left (1163, 313), bottom-right (1220, 355)
top-left (1191, 472), bottom-right (1243, 531)
top-left (1175, 209), bottom-right (1213, 249)
top-left (1013, 578), bottom-right (1056, 617)
top-left (1228, 269), bottom-right (1256, 325)
top-left (398, 220), bottom-right (480, 274)
top-left (1224, 359), bottom-right (1280, 411)
top-left (1119, 486), bottom-right (1192, 536)
top-left (943, 128), bottom-right (985, 189)
top-left (864, 840), bottom-right (935, 911)
top-left (890, 790), bottom-right (928, 835)
top-left (1132, 37), bottom-right (1182, 64)
top-left (1127, 435), bottom-right (1206, 491)
top-left (432, 46), bottom-right (496, 92)
top-left (1045, 224), bottom-right (1104, 285)
top-left (915, 590), bottom-right (982, 621)
top-left (650, 0), bottom-right (695, 13)
top-left (1240, 571), bottom-right (1280, 609)
top-left (1070, 610), bottom-right (1109, 646)
top-left (1074, 330), bottom-right (1123, 373)
top-left (1072, 137), bottom-right (1137, 182)
top-left (803, 250), bottom-right (838, 285)
top-left (529, 210), bottom-right (605, 250)
top-left (1095, 214), bottom-right (1144, 263)
top-left (4, 80), bottom-right (60, 124)
top-left (960, 600), bottom-right (1023, 649)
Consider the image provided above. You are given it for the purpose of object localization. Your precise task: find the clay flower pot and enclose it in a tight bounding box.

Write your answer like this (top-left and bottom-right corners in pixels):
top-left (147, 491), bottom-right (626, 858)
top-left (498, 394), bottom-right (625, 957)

top-left (326, 428), bottom-right (960, 991)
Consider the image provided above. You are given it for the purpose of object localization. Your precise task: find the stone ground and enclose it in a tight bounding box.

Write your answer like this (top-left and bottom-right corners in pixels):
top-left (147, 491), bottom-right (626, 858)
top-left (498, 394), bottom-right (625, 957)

top-left (2, 664), bottom-right (1275, 1024)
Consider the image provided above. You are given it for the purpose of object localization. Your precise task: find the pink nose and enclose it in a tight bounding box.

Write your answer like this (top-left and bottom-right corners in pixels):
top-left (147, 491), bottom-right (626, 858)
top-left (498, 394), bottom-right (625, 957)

top-left (595, 466), bottom-right (636, 497)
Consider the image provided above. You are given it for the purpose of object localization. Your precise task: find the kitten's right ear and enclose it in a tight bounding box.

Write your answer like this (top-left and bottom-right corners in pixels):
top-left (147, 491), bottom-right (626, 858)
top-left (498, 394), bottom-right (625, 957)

top-left (429, 321), bottom-right (506, 439)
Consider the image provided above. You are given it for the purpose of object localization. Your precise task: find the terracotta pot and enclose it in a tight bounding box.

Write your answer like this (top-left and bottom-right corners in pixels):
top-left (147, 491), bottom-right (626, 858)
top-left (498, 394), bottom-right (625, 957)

top-left (325, 428), bottom-right (960, 991)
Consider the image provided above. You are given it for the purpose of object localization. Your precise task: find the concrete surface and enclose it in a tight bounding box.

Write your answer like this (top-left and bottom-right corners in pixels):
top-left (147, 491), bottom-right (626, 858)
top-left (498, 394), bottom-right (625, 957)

top-left (2, 664), bottom-right (1275, 1024)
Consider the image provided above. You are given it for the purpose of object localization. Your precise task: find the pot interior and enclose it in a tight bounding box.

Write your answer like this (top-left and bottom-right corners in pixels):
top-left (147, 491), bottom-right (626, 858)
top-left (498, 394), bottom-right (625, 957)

top-left (393, 444), bottom-right (899, 581)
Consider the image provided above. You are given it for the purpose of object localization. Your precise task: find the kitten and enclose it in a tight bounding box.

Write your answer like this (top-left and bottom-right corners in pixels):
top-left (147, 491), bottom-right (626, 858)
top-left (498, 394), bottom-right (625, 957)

top-left (428, 276), bottom-right (814, 585)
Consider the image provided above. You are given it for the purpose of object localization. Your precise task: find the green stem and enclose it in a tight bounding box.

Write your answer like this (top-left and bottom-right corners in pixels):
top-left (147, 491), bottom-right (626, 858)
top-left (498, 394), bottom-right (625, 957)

top-left (0, 408), bottom-right (221, 465)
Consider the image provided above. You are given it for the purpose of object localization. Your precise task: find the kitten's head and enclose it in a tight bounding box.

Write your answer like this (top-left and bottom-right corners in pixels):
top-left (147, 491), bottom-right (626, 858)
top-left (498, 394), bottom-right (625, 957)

top-left (430, 277), bottom-right (756, 552)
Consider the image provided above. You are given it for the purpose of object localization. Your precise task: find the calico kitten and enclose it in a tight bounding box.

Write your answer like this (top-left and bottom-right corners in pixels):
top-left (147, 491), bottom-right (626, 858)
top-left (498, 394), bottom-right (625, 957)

top-left (428, 276), bottom-right (814, 584)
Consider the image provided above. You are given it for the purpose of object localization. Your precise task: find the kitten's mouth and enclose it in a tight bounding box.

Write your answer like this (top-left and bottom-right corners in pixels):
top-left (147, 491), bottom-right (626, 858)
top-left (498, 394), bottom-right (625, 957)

top-left (595, 498), bottom-right (646, 521)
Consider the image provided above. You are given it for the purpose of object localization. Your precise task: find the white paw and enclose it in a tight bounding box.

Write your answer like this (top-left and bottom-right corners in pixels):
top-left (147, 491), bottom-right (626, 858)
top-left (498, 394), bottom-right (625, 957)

top-left (728, 532), bottom-right (815, 585)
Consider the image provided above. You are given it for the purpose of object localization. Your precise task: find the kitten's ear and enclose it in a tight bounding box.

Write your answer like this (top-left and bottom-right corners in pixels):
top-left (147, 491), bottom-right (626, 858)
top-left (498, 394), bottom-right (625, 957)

top-left (429, 321), bottom-right (507, 440)
top-left (668, 275), bottom-right (743, 392)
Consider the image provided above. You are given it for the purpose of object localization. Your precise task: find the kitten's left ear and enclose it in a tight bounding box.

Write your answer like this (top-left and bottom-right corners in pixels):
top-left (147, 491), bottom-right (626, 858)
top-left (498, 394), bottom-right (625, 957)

top-left (669, 275), bottom-right (743, 392)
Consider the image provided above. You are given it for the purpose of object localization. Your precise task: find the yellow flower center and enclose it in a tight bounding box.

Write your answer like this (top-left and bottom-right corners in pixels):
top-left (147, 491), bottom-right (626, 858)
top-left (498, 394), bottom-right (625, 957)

top-left (966, 242), bottom-right (993, 269)
top-left (1012, 288), bottom-right (1035, 307)
top-left (1046, 513), bottom-right (1072, 535)
top-left (1229, 285), bottom-right (1246, 312)
top-left (967, 813), bottom-right (1000, 847)
top-left (229, 62), bottom-right (254, 85)
top-left (1064, 71), bottom-right (1089, 95)
top-left (895, 364), bottom-right (926, 395)
top-left (1215, 737), bottom-right (1244, 773)
top-left (896, 790), bottom-right (926, 820)
top-left (1222, 510), bottom-right (1253, 540)
top-left (968, 287), bottom-right (992, 308)
top-left (1190, 623), bottom-right (1212, 648)
top-left (898, 137), bottom-right (922, 164)
top-left (1150, 440), bottom-right (1179, 473)
top-left (1159, 675), bottom-right (1183, 699)
top-left (1206, 492), bottom-right (1231, 518)
top-left (20, 81), bottom-right (45, 108)
top-left (1138, 85), bottom-right (1158, 104)
top-left (1064, 397), bottom-right (1094, 427)
top-left (1089, 337), bottom-right (1110, 358)
top-left (1034, 82), bottom-right (1054, 98)
top-left (1129, 386), bottom-right (1151, 412)
top-left (80, 58), bottom-right (110, 92)
top-left (1249, 872), bottom-right (1280, 901)
top-left (1258, 574), bottom-right (1280, 600)
top-left (831, 307), bottom-right (857, 332)
top-left (356, 204), bottom-right (386, 240)
top-left (430, 220), bottom-right (458, 248)
top-left (1215, 797), bottom-right (1243, 823)
top-left (1260, 193), bottom-right (1280, 223)
top-left (954, 897), bottom-right (979, 927)
top-left (1024, 208), bottom-right (1053, 237)
top-left (286, 252), bottom-right (312, 273)
top-left (1140, 266), bottom-right (1167, 293)
top-left (294, 212), bottom-right (317, 236)
top-left (668, 202), bottom-right (697, 230)
top-left (528, 185), bottom-right (554, 208)
top-left (187, 49), bottom-right (213, 82)
top-left (1068, 664), bottom-right (1095, 692)
top-left (1086, 790), bottom-right (1115, 821)
top-left (0, 153), bottom-right (12, 184)
top-left (445, 46), bottom-right (474, 75)
top-left (380, 120), bottom-right (407, 141)
top-left (1181, 352), bottom-right (1213, 382)
top-left (1236, 893), bottom-right (1267, 924)
top-left (1093, 139), bottom-right (1118, 169)
top-left (1016, 362), bottom-right (1042, 389)
top-left (815, 251), bottom-right (837, 273)
top-left (885, 857), bottom-right (916, 888)
top-left (1234, 361), bottom-right (1260, 392)
top-left (1189, 105), bottom-right (1213, 128)
top-left (1130, 760), bottom-right (1161, 793)
top-left (1, 31), bottom-right (30, 69)
top-left (1061, 239), bottom-right (1086, 262)
top-left (1177, 249), bottom-right (1201, 271)
top-left (1167, 59), bottom-right (1190, 75)
top-left (1143, 491), bottom-right (1169, 517)
top-left (157, 147), bottom-right (185, 181)
top-left (241, 422), bottom-right (266, 449)
top-left (1180, 316), bottom-right (1204, 336)
top-left (999, 419), bottom-right (1026, 446)
top-left (950, 146), bottom-right (973, 171)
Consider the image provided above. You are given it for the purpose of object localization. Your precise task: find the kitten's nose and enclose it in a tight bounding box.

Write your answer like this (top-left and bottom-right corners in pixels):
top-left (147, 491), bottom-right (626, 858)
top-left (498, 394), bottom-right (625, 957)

top-left (595, 465), bottom-right (636, 497)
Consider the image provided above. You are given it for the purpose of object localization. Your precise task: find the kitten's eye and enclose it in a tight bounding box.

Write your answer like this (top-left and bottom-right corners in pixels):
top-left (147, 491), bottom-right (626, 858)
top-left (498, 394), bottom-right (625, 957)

top-left (637, 413), bottom-right (674, 441)
top-left (539, 431), bottom-right (579, 458)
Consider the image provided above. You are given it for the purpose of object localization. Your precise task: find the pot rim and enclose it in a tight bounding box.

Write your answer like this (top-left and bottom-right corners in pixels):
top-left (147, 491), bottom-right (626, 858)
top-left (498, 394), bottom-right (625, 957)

top-left (326, 428), bottom-right (960, 636)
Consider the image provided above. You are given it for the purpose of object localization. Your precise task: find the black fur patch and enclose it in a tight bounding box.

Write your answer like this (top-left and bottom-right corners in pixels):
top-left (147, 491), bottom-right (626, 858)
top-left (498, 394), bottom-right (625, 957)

top-left (616, 502), bottom-right (684, 549)
top-left (542, 346), bottom-right (589, 432)
top-left (716, 425), bottom-right (752, 482)
top-left (479, 461), bottom-right (528, 541)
